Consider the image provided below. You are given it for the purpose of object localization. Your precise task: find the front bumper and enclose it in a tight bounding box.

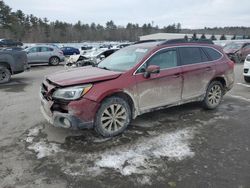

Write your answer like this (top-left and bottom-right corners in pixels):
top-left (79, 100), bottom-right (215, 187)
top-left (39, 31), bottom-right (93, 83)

top-left (40, 95), bottom-right (94, 130)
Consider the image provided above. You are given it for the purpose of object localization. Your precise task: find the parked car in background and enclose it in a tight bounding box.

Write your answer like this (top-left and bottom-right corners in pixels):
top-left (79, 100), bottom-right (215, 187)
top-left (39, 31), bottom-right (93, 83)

top-left (223, 42), bottom-right (250, 63)
top-left (79, 46), bottom-right (95, 55)
top-left (25, 45), bottom-right (65, 65)
top-left (0, 47), bottom-right (28, 83)
top-left (61, 46), bottom-right (80, 56)
top-left (0, 38), bottom-right (23, 47)
top-left (41, 40), bottom-right (234, 137)
top-left (114, 43), bottom-right (131, 49)
top-left (83, 48), bottom-right (119, 65)
top-left (243, 55), bottom-right (250, 82)
top-left (65, 48), bottom-right (119, 68)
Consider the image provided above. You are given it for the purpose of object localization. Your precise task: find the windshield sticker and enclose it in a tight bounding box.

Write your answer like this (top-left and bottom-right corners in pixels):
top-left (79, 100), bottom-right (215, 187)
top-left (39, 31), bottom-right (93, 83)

top-left (135, 48), bottom-right (148, 53)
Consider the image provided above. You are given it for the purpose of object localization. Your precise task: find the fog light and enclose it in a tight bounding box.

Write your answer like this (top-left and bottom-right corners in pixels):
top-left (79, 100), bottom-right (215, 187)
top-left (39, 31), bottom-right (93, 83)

top-left (62, 117), bottom-right (71, 128)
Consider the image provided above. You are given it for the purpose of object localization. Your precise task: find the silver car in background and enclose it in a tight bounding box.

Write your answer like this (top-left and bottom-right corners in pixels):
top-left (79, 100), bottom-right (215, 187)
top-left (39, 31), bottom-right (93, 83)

top-left (25, 45), bottom-right (65, 65)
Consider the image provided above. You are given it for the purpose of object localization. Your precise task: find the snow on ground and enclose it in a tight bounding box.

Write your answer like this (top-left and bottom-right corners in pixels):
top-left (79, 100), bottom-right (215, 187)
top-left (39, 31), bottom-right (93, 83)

top-left (25, 125), bottom-right (43, 143)
top-left (95, 128), bottom-right (195, 176)
top-left (28, 141), bottom-right (63, 159)
top-left (25, 125), bottom-right (63, 159)
top-left (25, 125), bottom-right (195, 179)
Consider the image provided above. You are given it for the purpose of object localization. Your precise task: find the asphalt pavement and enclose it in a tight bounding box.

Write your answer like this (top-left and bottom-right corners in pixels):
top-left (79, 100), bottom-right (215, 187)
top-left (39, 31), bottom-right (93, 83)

top-left (0, 63), bottom-right (249, 188)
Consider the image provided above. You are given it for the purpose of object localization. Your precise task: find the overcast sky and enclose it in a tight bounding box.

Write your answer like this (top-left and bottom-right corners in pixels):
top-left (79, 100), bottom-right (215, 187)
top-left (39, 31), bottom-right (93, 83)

top-left (4, 0), bottom-right (250, 29)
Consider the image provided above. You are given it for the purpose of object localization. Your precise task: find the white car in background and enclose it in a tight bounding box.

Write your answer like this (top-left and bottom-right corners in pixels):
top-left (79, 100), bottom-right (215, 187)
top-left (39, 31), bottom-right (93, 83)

top-left (244, 54), bottom-right (250, 82)
top-left (65, 48), bottom-right (119, 68)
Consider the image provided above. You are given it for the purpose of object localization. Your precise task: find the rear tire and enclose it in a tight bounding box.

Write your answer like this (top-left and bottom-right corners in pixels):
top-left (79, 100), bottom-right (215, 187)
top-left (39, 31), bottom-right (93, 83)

top-left (94, 97), bottom-right (131, 137)
top-left (0, 66), bottom-right (11, 84)
top-left (244, 76), bottom-right (250, 83)
top-left (202, 81), bottom-right (223, 110)
top-left (49, 57), bottom-right (60, 66)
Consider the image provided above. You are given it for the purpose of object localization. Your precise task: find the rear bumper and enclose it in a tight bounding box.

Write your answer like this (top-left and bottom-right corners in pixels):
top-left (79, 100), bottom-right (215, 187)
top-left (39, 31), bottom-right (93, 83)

top-left (60, 56), bottom-right (65, 62)
top-left (40, 95), bottom-right (96, 130)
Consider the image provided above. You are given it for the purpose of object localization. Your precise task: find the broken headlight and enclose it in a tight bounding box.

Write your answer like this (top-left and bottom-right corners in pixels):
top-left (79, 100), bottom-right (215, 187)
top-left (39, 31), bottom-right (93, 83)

top-left (52, 84), bottom-right (92, 100)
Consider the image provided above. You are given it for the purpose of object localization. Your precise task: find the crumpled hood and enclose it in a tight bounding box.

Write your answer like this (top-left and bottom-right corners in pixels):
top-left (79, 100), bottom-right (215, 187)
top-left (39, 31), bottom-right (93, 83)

top-left (224, 48), bottom-right (239, 54)
top-left (47, 66), bottom-right (122, 86)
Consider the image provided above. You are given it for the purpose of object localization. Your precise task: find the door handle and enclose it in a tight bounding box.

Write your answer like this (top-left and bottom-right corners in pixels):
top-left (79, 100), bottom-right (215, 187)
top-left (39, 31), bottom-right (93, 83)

top-left (205, 67), bottom-right (212, 71)
top-left (172, 73), bottom-right (181, 78)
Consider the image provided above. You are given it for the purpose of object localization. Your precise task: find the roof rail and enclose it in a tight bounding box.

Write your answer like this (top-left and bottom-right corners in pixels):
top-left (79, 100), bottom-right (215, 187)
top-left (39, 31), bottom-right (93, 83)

top-left (160, 38), bottom-right (214, 45)
top-left (134, 39), bottom-right (165, 44)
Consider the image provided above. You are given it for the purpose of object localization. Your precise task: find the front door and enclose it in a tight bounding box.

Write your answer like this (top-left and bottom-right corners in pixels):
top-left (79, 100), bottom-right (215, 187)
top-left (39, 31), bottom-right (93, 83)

top-left (27, 47), bottom-right (40, 64)
top-left (135, 48), bottom-right (182, 112)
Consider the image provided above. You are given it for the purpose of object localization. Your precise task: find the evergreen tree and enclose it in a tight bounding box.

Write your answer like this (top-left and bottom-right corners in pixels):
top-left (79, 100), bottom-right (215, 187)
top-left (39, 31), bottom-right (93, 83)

top-left (220, 34), bottom-right (227, 40)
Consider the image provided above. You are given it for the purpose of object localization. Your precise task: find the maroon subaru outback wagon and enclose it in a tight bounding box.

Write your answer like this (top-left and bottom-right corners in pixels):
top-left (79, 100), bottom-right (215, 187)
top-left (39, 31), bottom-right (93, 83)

top-left (40, 41), bottom-right (234, 137)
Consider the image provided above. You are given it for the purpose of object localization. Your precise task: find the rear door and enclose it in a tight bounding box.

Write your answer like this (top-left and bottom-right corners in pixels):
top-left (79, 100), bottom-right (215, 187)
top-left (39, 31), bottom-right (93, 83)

top-left (178, 46), bottom-right (216, 100)
top-left (40, 47), bottom-right (54, 62)
top-left (135, 48), bottom-right (183, 111)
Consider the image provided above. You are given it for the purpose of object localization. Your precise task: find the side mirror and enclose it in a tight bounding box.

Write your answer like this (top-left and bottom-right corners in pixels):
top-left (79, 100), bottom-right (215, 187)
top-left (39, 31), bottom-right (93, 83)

top-left (144, 65), bottom-right (160, 78)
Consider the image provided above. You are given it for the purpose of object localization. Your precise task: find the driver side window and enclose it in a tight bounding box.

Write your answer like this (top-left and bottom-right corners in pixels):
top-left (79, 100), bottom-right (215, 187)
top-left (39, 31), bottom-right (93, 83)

top-left (147, 49), bottom-right (177, 69)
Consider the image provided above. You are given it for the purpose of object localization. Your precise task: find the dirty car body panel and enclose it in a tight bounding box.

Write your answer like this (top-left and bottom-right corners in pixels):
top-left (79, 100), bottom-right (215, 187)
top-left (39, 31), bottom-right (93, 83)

top-left (40, 42), bottom-right (234, 133)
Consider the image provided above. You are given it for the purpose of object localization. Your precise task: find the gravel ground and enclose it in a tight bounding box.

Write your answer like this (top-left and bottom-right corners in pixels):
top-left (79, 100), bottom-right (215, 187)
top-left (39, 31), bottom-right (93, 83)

top-left (0, 63), bottom-right (249, 188)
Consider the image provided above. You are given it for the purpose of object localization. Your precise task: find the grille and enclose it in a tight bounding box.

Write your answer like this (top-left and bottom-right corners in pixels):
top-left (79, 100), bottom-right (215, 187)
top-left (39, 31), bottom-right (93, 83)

top-left (244, 69), bottom-right (249, 74)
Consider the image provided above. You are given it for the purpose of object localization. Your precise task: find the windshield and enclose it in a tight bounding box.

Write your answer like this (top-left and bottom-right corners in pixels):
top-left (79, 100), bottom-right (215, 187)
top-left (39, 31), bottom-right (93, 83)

top-left (223, 43), bottom-right (243, 51)
top-left (98, 45), bottom-right (150, 72)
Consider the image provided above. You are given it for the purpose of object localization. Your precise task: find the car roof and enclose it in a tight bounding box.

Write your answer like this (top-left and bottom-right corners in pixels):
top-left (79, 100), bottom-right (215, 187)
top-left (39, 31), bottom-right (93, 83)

top-left (131, 41), bottom-right (219, 52)
top-left (29, 45), bottom-right (57, 48)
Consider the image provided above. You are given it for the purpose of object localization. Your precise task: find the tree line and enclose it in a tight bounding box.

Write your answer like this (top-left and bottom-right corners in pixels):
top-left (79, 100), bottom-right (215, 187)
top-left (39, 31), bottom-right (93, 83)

top-left (1, 1), bottom-right (250, 43)
top-left (0, 1), bottom-right (181, 42)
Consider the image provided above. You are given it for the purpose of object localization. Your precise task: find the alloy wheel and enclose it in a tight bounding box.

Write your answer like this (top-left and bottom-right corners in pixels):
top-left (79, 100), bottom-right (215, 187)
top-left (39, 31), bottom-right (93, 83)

top-left (207, 84), bottom-right (222, 106)
top-left (101, 104), bottom-right (127, 133)
top-left (50, 57), bottom-right (59, 65)
top-left (0, 70), bottom-right (7, 81)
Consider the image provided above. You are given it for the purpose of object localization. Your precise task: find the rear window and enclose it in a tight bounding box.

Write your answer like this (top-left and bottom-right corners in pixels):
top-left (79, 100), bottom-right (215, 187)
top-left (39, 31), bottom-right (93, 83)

top-left (203, 47), bottom-right (222, 61)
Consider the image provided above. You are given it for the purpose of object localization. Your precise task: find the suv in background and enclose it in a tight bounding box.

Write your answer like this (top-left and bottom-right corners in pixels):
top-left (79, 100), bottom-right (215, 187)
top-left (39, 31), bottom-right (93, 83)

top-left (40, 40), bottom-right (234, 137)
top-left (0, 47), bottom-right (28, 83)
top-left (244, 54), bottom-right (250, 82)
top-left (25, 45), bottom-right (65, 65)
top-left (0, 38), bottom-right (23, 47)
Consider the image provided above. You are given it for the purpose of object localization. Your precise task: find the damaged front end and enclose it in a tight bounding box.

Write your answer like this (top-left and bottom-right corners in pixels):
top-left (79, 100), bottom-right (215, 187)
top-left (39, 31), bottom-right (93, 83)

top-left (226, 52), bottom-right (242, 64)
top-left (40, 79), bottom-right (99, 130)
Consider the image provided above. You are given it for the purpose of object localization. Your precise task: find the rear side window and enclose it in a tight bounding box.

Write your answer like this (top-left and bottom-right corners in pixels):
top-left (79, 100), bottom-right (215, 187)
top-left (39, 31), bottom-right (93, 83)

top-left (179, 47), bottom-right (203, 65)
top-left (203, 47), bottom-right (222, 61)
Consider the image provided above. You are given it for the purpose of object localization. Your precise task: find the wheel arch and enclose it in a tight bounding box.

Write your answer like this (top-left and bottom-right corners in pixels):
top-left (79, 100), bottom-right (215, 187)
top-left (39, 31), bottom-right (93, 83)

top-left (98, 90), bottom-right (138, 119)
top-left (208, 76), bottom-right (226, 94)
top-left (0, 62), bottom-right (12, 74)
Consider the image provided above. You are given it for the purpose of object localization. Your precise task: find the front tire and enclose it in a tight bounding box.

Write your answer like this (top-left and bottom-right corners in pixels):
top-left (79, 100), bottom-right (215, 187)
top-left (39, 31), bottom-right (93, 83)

top-left (49, 57), bottom-right (60, 66)
top-left (203, 81), bottom-right (223, 110)
top-left (244, 76), bottom-right (250, 83)
top-left (94, 97), bottom-right (131, 137)
top-left (0, 66), bottom-right (11, 84)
